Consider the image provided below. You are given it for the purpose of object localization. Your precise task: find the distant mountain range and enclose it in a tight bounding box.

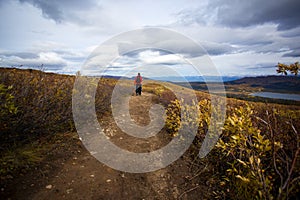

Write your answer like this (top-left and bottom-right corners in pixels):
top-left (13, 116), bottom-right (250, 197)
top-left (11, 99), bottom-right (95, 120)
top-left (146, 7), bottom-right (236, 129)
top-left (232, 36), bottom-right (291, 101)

top-left (102, 75), bottom-right (243, 82)
top-left (148, 76), bottom-right (243, 82)
top-left (226, 75), bottom-right (300, 93)
top-left (102, 75), bottom-right (300, 88)
top-left (226, 75), bottom-right (300, 85)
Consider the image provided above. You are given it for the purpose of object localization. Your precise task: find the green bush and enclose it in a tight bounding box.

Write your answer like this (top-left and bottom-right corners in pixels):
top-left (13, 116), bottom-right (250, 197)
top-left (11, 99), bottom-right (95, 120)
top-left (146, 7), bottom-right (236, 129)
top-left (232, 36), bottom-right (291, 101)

top-left (165, 98), bottom-right (300, 199)
top-left (165, 98), bottom-right (216, 137)
top-left (165, 99), bottom-right (182, 135)
top-left (0, 84), bottom-right (17, 134)
top-left (216, 105), bottom-right (278, 199)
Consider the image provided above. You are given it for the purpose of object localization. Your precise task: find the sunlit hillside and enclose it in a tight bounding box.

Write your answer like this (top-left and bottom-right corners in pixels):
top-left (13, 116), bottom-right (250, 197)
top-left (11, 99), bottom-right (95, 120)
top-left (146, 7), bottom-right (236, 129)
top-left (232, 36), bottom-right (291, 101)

top-left (1, 68), bottom-right (299, 199)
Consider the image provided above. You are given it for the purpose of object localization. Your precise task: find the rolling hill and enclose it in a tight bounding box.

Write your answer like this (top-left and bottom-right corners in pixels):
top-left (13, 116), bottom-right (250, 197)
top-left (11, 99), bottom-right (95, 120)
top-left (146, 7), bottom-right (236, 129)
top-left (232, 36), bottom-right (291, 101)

top-left (226, 75), bottom-right (300, 93)
top-left (1, 68), bottom-right (300, 199)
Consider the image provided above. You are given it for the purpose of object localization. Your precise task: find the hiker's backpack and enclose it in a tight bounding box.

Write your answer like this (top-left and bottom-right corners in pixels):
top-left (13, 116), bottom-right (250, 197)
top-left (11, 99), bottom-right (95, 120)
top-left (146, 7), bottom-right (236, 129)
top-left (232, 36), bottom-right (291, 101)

top-left (136, 76), bottom-right (141, 84)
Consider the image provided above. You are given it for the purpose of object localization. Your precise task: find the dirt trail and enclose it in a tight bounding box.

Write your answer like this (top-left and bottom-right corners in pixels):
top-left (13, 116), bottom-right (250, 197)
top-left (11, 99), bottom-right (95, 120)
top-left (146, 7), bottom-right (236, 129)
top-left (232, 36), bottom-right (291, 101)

top-left (2, 93), bottom-right (211, 200)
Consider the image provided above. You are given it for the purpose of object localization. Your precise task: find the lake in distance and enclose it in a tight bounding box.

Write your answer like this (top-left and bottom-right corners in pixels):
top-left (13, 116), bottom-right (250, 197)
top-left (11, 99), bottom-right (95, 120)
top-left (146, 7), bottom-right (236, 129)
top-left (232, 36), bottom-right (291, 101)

top-left (250, 92), bottom-right (300, 101)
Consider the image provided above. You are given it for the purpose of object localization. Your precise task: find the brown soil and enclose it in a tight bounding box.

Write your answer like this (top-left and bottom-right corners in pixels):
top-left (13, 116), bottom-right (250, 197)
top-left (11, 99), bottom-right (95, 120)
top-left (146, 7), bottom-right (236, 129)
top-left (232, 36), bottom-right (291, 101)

top-left (1, 93), bottom-right (213, 200)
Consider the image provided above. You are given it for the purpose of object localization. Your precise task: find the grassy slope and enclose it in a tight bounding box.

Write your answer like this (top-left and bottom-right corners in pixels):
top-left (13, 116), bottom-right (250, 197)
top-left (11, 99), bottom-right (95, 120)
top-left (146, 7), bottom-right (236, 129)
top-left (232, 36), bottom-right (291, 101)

top-left (1, 68), bottom-right (300, 198)
top-left (1, 67), bottom-right (299, 145)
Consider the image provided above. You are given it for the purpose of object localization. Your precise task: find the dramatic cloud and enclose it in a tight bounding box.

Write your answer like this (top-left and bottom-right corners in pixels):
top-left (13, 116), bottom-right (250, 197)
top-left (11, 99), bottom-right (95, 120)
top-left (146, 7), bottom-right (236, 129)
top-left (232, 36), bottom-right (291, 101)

top-left (283, 49), bottom-right (300, 57)
top-left (0, 0), bottom-right (299, 76)
top-left (136, 50), bottom-right (186, 66)
top-left (0, 51), bottom-right (66, 69)
top-left (0, 46), bottom-right (85, 73)
top-left (0, 52), bottom-right (39, 59)
top-left (201, 41), bottom-right (236, 55)
top-left (177, 0), bottom-right (300, 30)
top-left (114, 28), bottom-right (217, 60)
top-left (18, 0), bottom-right (97, 23)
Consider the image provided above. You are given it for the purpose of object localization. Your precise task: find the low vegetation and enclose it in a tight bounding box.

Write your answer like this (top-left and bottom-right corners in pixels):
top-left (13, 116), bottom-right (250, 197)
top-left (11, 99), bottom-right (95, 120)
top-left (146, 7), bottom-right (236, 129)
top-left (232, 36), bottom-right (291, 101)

top-left (165, 96), bottom-right (300, 199)
top-left (277, 62), bottom-right (300, 76)
top-left (0, 68), bottom-right (115, 179)
top-left (0, 67), bottom-right (299, 199)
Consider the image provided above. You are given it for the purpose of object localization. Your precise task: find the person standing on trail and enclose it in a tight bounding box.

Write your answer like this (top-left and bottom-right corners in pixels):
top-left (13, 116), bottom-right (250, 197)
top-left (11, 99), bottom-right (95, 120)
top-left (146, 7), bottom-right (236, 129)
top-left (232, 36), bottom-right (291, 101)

top-left (134, 72), bottom-right (143, 96)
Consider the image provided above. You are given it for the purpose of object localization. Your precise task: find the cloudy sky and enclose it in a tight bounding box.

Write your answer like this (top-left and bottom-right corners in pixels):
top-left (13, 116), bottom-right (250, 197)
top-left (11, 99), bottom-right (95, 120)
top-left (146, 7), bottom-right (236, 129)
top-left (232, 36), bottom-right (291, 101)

top-left (0, 0), bottom-right (299, 77)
